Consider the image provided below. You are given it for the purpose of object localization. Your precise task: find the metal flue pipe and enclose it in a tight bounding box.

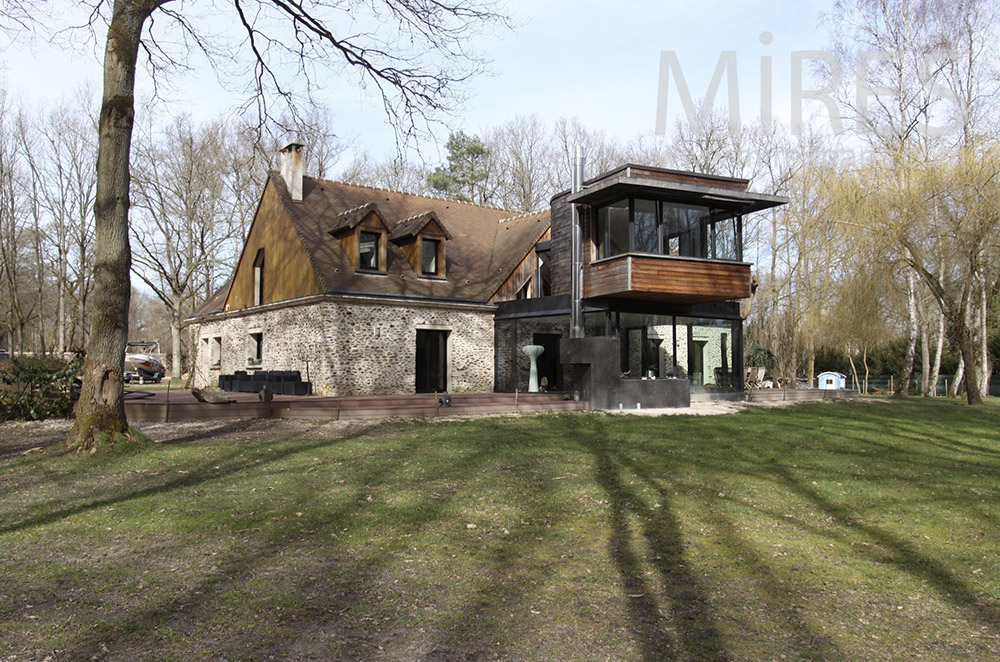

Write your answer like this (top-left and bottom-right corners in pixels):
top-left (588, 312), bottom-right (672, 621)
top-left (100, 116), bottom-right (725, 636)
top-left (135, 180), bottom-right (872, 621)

top-left (570, 145), bottom-right (585, 338)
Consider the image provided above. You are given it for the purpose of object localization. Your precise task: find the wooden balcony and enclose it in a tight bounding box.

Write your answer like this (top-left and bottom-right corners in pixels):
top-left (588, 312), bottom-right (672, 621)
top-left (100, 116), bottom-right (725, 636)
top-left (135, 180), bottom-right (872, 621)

top-left (584, 253), bottom-right (751, 304)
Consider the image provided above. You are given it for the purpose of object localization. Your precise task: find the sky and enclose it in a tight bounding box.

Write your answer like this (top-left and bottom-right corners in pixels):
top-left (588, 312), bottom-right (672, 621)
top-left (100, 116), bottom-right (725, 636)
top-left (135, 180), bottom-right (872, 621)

top-left (0, 0), bottom-right (837, 167)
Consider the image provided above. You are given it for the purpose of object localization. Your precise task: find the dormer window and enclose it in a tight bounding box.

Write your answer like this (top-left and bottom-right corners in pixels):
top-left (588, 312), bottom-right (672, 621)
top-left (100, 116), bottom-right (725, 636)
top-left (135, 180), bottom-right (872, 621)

top-left (359, 231), bottom-right (382, 271)
top-left (421, 238), bottom-right (441, 276)
top-left (329, 203), bottom-right (390, 274)
top-left (389, 211), bottom-right (451, 279)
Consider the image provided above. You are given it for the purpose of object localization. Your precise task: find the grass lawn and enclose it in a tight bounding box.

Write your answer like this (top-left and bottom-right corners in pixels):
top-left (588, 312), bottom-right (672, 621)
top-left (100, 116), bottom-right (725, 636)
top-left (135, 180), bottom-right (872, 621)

top-left (1, 399), bottom-right (999, 661)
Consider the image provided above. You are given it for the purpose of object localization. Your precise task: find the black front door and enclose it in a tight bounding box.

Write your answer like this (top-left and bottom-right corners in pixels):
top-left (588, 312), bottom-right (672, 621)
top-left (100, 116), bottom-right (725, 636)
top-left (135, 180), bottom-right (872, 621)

top-left (415, 329), bottom-right (448, 393)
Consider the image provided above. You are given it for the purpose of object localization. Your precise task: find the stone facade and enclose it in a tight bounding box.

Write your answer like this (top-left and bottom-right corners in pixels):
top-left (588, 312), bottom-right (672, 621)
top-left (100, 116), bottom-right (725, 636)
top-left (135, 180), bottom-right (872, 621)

top-left (189, 295), bottom-right (495, 395)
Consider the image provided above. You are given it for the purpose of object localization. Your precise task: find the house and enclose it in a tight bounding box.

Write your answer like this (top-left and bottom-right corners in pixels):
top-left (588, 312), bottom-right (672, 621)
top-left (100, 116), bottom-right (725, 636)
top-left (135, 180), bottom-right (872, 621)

top-left (817, 371), bottom-right (847, 390)
top-left (186, 144), bottom-right (787, 407)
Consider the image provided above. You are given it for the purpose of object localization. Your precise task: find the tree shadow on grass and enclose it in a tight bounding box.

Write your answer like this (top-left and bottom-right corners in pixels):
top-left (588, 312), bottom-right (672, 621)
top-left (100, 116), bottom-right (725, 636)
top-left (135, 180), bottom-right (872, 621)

top-left (15, 417), bottom-right (575, 661)
top-left (768, 460), bottom-right (1000, 636)
top-left (572, 416), bottom-right (731, 662)
top-left (0, 418), bottom-right (394, 535)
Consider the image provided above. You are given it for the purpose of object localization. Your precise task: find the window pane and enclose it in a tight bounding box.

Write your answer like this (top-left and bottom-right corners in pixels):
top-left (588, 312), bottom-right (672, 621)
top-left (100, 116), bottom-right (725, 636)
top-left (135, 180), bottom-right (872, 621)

top-left (421, 238), bottom-right (439, 275)
top-left (250, 332), bottom-right (263, 361)
top-left (359, 231), bottom-right (379, 269)
top-left (633, 199), bottom-right (659, 253)
top-left (713, 213), bottom-right (739, 261)
top-left (662, 203), bottom-right (710, 258)
top-left (596, 200), bottom-right (629, 258)
top-left (676, 317), bottom-right (737, 390)
top-left (536, 251), bottom-right (552, 296)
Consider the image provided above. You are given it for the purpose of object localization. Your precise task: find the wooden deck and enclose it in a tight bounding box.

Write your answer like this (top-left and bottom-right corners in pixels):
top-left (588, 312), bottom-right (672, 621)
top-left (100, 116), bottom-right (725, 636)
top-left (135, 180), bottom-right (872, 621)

top-left (124, 389), bottom-right (586, 423)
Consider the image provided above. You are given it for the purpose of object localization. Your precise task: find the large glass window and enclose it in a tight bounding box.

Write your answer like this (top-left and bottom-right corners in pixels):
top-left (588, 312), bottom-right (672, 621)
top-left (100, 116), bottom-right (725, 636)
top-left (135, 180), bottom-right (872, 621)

top-left (713, 212), bottom-right (740, 261)
top-left (662, 202), bottom-right (710, 259)
top-left (633, 199), bottom-right (659, 253)
top-left (676, 317), bottom-right (739, 390)
top-left (594, 198), bottom-right (739, 261)
top-left (595, 200), bottom-right (630, 259)
top-left (582, 311), bottom-right (741, 391)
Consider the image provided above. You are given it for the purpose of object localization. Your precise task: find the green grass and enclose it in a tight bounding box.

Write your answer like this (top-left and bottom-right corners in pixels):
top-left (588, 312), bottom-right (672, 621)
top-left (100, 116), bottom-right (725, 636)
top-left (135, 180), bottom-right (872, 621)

top-left (2, 399), bottom-right (999, 661)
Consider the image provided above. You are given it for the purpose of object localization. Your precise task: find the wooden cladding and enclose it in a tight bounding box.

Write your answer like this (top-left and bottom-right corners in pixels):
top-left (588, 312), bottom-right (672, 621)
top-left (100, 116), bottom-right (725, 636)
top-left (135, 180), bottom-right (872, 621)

top-left (585, 254), bottom-right (751, 304)
top-left (491, 227), bottom-right (551, 303)
top-left (225, 183), bottom-right (324, 310)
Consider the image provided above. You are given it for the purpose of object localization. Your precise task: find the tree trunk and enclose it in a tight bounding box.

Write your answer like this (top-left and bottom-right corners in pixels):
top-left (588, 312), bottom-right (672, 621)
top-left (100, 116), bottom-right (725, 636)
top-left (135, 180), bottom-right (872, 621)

top-left (927, 305), bottom-right (944, 397)
top-left (863, 346), bottom-right (870, 395)
top-left (170, 318), bottom-right (182, 380)
top-left (895, 270), bottom-right (918, 397)
top-left (57, 267), bottom-right (66, 353)
top-left (958, 328), bottom-right (983, 405)
top-left (67, 1), bottom-right (155, 451)
top-left (847, 350), bottom-right (861, 395)
top-left (919, 300), bottom-right (930, 396)
top-left (951, 353), bottom-right (965, 398)
top-left (978, 283), bottom-right (990, 398)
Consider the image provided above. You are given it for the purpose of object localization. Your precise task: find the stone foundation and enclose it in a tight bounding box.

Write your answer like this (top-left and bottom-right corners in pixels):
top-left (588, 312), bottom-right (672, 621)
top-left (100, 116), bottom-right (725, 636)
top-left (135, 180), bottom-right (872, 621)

top-left (188, 295), bottom-right (495, 396)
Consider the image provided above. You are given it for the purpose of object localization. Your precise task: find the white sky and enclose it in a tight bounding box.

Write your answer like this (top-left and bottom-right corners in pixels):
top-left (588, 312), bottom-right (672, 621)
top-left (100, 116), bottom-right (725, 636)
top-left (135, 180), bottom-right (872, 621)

top-left (0, 0), bottom-right (837, 165)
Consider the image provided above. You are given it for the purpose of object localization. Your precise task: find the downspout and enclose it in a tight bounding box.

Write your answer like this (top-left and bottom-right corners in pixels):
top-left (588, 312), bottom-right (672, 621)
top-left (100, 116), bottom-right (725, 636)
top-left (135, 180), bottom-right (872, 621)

top-left (570, 146), bottom-right (586, 338)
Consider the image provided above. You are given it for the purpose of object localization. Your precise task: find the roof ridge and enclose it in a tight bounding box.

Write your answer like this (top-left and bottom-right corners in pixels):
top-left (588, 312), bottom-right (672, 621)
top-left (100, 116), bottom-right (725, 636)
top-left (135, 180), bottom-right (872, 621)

top-left (390, 209), bottom-right (434, 229)
top-left (496, 209), bottom-right (547, 224)
top-left (333, 201), bottom-right (378, 219)
top-left (308, 175), bottom-right (519, 214)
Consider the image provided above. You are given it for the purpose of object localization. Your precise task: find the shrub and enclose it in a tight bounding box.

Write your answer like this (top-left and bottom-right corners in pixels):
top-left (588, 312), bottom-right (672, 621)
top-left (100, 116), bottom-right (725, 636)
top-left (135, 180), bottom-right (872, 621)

top-left (0, 355), bottom-right (82, 421)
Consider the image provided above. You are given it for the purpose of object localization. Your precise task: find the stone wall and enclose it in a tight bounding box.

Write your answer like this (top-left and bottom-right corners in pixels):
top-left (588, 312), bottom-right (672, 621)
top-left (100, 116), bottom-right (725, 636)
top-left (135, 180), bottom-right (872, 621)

top-left (189, 296), bottom-right (495, 395)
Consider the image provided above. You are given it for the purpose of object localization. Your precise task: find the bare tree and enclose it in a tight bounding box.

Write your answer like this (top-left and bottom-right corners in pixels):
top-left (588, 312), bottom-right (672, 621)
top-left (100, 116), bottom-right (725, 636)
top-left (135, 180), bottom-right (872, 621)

top-left (339, 151), bottom-right (431, 194)
top-left (25, 96), bottom-right (98, 353)
top-left (483, 115), bottom-right (556, 211)
top-left (130, 114), bottom-right (231, 379)
top-left (826, 0), bottom-right (1000, 403)
top-left (671, 106), bottom-right (751, 178)
top-left (48, 0), bottom-right (511, 451)
top-left (553, 117), bottom-right (629, 184)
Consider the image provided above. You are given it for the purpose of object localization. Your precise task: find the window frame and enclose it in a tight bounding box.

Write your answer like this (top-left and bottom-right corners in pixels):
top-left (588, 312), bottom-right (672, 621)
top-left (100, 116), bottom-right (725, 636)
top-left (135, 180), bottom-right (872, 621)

top-left (252, 248), bottom-right (265, 305)
top-left (358, 229), bottom-right (385, 272)
top-left (593, 197), bottom-right (743, 262)
top-left (420, 236), bottom-right (443, 277)
top-left (248, 331), bottom-right (263, 365)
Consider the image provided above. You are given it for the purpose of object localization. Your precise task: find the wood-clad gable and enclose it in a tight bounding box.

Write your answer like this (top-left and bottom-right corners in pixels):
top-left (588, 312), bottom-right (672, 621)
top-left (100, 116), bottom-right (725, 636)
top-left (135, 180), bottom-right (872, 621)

top-left (491, 227), bottom-right (551, 303)
top-left (224, 181), bottom-right (324, 310)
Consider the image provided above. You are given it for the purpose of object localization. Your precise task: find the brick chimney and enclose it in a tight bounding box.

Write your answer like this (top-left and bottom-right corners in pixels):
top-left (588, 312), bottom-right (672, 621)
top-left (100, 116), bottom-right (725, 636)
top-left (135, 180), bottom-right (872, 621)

top-left (278, 142), bottom-right (305, 202)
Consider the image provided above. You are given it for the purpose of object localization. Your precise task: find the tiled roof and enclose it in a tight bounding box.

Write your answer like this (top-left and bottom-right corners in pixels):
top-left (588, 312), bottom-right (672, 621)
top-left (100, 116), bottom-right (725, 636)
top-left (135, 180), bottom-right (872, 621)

top-left (196, 173), bottom-right (550, 314)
